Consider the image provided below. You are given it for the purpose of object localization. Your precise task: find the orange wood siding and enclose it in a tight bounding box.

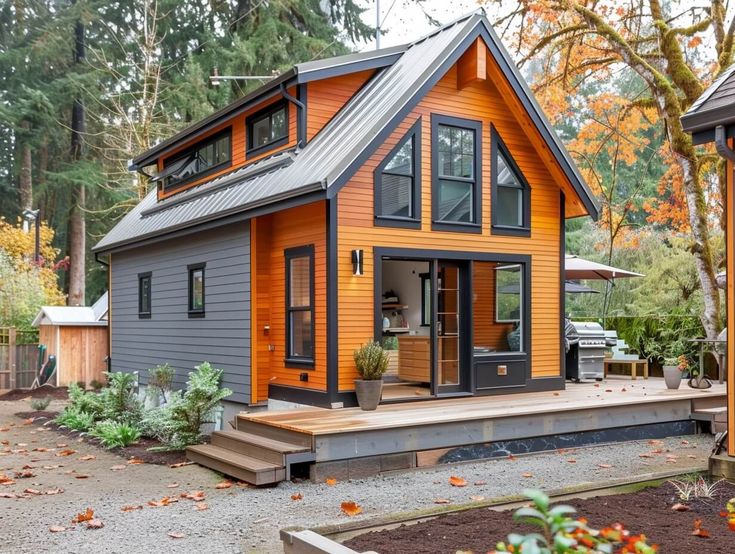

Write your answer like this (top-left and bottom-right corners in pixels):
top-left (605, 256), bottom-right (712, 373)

top-left (336, 58), bottom-right (563, 391)
top-left (306, 70), bottom-right (375, 140)
top-left (472, 262), bottom-right (514, 349)
top-left (52, 326), bottom-right (109, 387)
top-left (157, 90), bottom-right (299, 201)
top-left (252, 201), bottom-right (328, 393)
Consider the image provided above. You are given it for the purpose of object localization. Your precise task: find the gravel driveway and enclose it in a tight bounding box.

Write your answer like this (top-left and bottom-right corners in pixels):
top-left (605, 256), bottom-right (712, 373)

top-left (0, 397), bottom-right (713, 553)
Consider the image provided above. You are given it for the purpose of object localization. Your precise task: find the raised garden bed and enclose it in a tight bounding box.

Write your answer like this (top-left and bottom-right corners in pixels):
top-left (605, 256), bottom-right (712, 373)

top-left (13, 411), bottom-right (187, 466)
top-left (0, 387), bottom-right (68, 401)
top-left (343, 481), bottom-right (735, 554)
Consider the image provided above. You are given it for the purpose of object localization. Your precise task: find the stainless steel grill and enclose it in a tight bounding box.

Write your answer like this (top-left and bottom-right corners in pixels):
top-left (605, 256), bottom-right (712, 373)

top-left (566, 321), bottom-right (608, 381)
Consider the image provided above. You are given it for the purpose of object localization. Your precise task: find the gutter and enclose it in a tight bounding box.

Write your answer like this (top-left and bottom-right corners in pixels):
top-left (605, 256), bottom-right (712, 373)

top-left (715, 125), bottom-right (735, 162)
top-left (279, 83), bottom-right (307, 148)
top-left (94, 251), bottom-right (109, 267)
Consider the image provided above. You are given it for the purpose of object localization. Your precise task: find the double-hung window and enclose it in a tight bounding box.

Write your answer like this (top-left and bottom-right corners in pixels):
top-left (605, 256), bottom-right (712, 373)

top-left (491, 127), bottom-right (530, 236)
top-left (247, 101), bottom-right (288, 156)
top-left (188, 263), bottom-right (205, 318)
top-left (374, 119), bottom-right (421, 228)
top-left (431, 115), bottom-right (482, 231)
top-left (285, 246), bottom-right (314, 366)
top-left (138, 272), bottom-right (152, 319)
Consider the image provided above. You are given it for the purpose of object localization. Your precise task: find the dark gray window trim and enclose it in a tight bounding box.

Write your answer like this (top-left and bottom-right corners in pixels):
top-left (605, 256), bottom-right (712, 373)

top-left (138, 271), bottom-right (152, 319)
top-left (430, 114), bottom-right (483, 232)
top-left (161, 128), bottom-right (233, 193)
top-left (491, 125), bottom-right (531, 237)
top-left (187, 262), bottom-right (206, 318)
top-left (247, 100), bottom-right (289, 158)
top-left (285, 244), bottom-right (316, 369)
top-left (374, 118), bottom-right (422, 229)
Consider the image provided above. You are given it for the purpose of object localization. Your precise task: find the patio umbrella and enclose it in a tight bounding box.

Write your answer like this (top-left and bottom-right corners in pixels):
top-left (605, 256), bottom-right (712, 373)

top-left (564, 255), bottom-right (644, 281)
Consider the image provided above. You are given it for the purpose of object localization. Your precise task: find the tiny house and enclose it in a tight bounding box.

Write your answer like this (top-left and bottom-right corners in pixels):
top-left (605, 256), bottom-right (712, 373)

top-left (94, 13), bottom-right (598, 415)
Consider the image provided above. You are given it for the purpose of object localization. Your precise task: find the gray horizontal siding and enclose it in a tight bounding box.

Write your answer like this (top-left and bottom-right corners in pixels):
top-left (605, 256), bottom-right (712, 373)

top-left (110, 222), bottom-right (251, 404)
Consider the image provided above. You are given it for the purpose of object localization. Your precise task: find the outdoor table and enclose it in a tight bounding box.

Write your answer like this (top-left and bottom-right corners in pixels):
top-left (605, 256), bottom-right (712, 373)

top-left (687, 338), bottom-right (726, 384)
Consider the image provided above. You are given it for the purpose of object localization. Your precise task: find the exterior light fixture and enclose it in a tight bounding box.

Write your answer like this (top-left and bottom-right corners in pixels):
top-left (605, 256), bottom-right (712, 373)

top-left (351, 249), bottom-right (364, 276)
top-left (22, 208), bottom-right (41, 263)
top-left (210, 67), bottom-right (221, 86)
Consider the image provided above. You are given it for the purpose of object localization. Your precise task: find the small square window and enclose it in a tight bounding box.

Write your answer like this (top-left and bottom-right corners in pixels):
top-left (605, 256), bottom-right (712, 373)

top-left (247, 102), bottom-right (289, 155)
top-left (138, 272), bottom-right (151, 318)
top-left (188, 263), bottom-right (205, 317)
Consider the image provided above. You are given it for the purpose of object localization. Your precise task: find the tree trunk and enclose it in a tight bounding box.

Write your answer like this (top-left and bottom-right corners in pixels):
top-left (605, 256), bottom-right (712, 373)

top-left (18, 121), bottom-right (32, 209)
top-left (68, 11), bottom-right (86, 307)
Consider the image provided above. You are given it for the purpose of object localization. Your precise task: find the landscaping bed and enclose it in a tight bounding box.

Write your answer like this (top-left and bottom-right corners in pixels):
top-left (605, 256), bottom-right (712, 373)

top-left (343, 481), bottom-right (735, 553)
top-left (0, 386), bottom-right (68, 401)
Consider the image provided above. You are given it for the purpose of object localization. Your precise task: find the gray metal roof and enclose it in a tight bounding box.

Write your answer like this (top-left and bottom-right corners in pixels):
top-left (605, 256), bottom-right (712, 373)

top-left (681, 62), bottom-right (735, 134)
top-left (32, 293), bottom-right (109, 327)
top-left (96, 12), bottom-right (597, 253)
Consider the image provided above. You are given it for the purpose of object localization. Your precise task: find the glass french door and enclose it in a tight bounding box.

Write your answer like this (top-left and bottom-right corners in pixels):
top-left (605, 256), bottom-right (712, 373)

top-left (434, 261), bottom-right (469, 394)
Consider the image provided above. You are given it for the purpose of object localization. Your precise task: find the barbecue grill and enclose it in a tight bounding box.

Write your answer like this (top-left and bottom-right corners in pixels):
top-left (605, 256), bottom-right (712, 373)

top-left (565, 321), bottom-right (616, 381)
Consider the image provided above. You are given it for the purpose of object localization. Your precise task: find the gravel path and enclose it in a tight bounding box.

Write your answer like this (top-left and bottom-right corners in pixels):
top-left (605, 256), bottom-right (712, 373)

top-left (0, 397), bottom-right (713, 553)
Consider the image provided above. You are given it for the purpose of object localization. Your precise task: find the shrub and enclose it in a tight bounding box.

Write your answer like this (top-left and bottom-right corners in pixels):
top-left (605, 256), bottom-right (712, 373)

top-left (89, 420), bottom-right (141, 448)
top-left (141, 362), bottom-right (231, 450)
top-left (65, 383), bottom-right (104, 418)
top-left (98, 371), bottom-right (142, 424)
top-left (54, 408), bottom-right (95, 432)
top-left (354, 342), bottom-right (389, 380)
top-left (89, 379), bottom-right (105, 391)
top-left (146, 363), bottom-right (175, 403)
top-left (494, 489), bottom-right (656, 554)
top-left (30, 397), bottom-right (51, 411)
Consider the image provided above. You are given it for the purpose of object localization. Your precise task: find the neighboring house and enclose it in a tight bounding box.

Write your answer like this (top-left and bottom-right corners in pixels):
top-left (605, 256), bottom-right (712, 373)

top-left (682, 65), bottom-right (735, 468)
top-left (94, 13), bottom-right (598, 415)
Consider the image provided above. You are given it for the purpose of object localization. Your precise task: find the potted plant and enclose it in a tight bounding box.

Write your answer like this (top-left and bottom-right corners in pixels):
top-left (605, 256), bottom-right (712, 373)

top-left (662, 355), bottom-right (687, 390)
top-left (353, 342), bottom-right (389, 411)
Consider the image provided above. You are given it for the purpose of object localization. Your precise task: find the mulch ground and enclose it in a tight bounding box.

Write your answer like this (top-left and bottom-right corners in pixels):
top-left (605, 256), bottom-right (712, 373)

top-left (13, 411), bottom-right (187, 466)
top-left (343, 481), bottom-right (735, 553)
top-left (0, 387), bottom-right (68, 401)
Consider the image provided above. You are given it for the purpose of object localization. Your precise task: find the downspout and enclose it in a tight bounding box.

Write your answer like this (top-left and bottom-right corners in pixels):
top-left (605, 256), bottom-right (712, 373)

top-left (716, 125), bottom-right (735, 162)
top-left (280, 83), bottom-right (306, 148)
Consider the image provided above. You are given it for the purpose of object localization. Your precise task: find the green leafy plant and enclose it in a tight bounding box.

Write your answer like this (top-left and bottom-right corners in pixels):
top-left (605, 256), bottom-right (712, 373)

top-left (382, 336), bottom-right (399, 351)
top-left (354, 342), bottom-right (389, 380)
top-left (494, 489), bottom-right (657, 554)
top-left (54, 408), bottom-right (95, 432)
top-left (89, 378), bottom-right (105, 391)
top-left (98, 371), bottom-right (142, 424)
top-left (141, 362), bottom-right (231, 450)
top-left (669, 476), bottom-right (724, 501)
top-left (65, 383), bottom-right (104, 419)
top-left (30, 397), bottom-right (51, 411)
top-left (89, 420), bottom-right (141, 448)
top-left (146, 363), bottom-right (175, 403)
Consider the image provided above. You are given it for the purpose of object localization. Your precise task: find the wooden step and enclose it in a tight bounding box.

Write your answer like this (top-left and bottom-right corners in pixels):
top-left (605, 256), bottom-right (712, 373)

top-left (186, 444), bottom-right (286, 486)
top-left (211, 430), bottom-right (310, 465)
top-left (236, 416), bottom-right (313, 448)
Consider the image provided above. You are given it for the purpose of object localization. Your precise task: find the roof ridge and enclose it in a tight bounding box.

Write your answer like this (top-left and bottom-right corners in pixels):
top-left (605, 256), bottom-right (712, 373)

top-left (406, 9), bottom-right (485, 48)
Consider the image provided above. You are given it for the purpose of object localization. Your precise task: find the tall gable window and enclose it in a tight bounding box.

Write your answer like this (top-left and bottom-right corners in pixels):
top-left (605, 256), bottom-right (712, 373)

top-left (156, 129), bottom-right (232, 192)
top-left (188, 263), bottom-right (205, 318)
top-left (491, 127), bottom-right (530, 236)
top-left (285, 245), bottom-right (315, 367)
top-left (138, 272), bottom-right (151, 319)
top-left (374, 119), bottom-right (421, 228)
top-left (431, 115), bottom-right (482, 232)
top-left (247, 101), bottom-right (288, 156)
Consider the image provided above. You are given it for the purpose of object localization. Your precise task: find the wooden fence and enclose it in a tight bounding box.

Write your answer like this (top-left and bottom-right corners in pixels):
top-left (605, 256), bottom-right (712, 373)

top-left (0, 328), bottom-right (39, 392)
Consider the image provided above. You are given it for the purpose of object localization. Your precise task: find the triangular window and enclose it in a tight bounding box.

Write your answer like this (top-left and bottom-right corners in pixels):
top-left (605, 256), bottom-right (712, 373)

top-left (492, 129), bottom-right (530, 235)
top-left (375, 120), bottom-right (421, 227)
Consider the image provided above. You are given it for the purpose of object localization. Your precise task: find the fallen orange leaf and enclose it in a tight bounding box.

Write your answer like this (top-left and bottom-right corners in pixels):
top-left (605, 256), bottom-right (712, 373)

top-left (121, 505), bottom-right (143, 512)
top-left (148, 496), bottom-right (178, 507)
top-left (194, 502), bottom-right (209, 511)
top-left (86, 519), bottom-right (104, 529)
top-left (449, 476), bottom-right (467, 487)
top-left (74, 474), bottom-right (90, 479)
top-left (597, 464), bottom-right (612, 469)
top-left (567, 459), bottom-right (577, 463)
top-left (49, 526), bottom-right (66, 533)
top-left (433, 498), bottom-right (451, 504)
top-left (291, 493), bottom-right (303, 501)
top-left (166, 483), bottom-right (179, 488)
top-left (214, 481), bottom-right (232, 489)
top-left (78, 455), bottom-right (96, 461)
top-left (169, 461), bottom-right (194, 469)
top-left (521, 472), bottom-right (533, 478)
top-left (168, 532), bottom-right (186, 539)
top-left (474, 480), bottom-right (487, 486)
top-left (672, 503), bottom-right (690, 512)
top-left (110, 465), bottom-right (126, 471)
top-left (340, 501), bottom-right (362, 516)
top-left (692, 518), bottom-right (710, 538)
top-left (470, 495), bottom-right (485, 502)
top-left (325, 478), bottom-right (337, 486)
top-left (44, 488), bottom-right (64, 495)
top-left (55, 449), bottom-right (76, 457)
top-left (127, 457), bottom-right (144, 465)
top-left (72, 508), bottom-right (94, 524)
top-left (23, 488), bottom-right (41, 495)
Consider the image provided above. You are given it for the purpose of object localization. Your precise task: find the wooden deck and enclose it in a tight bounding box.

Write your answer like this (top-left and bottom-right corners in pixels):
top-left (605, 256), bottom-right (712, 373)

top-left (242, 377), bottom-right (726, 436)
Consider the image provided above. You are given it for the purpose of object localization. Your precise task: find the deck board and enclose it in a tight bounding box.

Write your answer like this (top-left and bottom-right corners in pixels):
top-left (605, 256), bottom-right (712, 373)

top-left (241, 377), bottom-right (726, 436)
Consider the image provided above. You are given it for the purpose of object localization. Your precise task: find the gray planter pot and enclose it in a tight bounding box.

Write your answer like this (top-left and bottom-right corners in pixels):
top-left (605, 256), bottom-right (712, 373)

top-left (355, 379), bottom-right (383, 411)
top-left (662, 366), bottom-right (682, 390)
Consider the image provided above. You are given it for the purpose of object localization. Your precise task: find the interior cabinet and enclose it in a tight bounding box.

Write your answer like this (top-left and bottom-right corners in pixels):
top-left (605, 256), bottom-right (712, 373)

top-left (397, 335), bottom-right (431, 382)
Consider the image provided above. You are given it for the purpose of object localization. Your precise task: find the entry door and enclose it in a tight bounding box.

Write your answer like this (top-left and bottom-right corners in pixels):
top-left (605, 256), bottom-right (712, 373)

top-left (435, 261), bottom-right (470, 394)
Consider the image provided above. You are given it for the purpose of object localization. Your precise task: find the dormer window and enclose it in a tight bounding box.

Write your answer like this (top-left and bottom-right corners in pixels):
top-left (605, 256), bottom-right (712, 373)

top-left (155, 129), bottom-right (232, 192)
top-left (247, 101), bottom-right (288, 156)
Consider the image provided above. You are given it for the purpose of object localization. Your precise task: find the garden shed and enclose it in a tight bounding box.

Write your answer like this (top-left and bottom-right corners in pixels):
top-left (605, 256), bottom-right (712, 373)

top-left (32, 293), bottom-right (109, 387)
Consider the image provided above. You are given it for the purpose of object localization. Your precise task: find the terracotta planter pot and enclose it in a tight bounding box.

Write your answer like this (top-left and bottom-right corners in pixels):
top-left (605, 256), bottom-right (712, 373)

top-left (662, 366), bottom-right (682, 390)
top-left (355, 379), bottom-right (383, 411)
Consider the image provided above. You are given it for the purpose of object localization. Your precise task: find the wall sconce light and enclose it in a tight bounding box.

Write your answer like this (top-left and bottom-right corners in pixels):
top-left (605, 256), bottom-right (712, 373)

top-left (351, 249), bottom-right (363, 276)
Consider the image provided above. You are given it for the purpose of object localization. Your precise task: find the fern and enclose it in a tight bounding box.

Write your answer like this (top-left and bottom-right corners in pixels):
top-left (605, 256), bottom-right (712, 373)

top-left (90, 420), bottom-right (141, 448)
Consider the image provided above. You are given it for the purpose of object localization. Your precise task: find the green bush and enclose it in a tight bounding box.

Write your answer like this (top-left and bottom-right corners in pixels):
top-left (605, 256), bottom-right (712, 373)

top-left (354, 342), bottom-right (389, 380)
top-left (89, 378), bottom-right (105, 391)
top-left (54, 408), bottom-right (95, 431)
top-left (89, 420), bottom-right (141, 448)
top-left (98, 371), bottom-right (141, 424)
top-left (65, 383), bottom-right (104, 418)
top-left (141, 362), bottom-right (231, 450)
top-left (30, 397), bottom-right (51, 411)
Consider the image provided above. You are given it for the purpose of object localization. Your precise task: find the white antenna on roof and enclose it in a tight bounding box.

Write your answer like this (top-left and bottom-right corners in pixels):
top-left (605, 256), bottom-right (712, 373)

top-left (375, 0), bottom-right (381, 50)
